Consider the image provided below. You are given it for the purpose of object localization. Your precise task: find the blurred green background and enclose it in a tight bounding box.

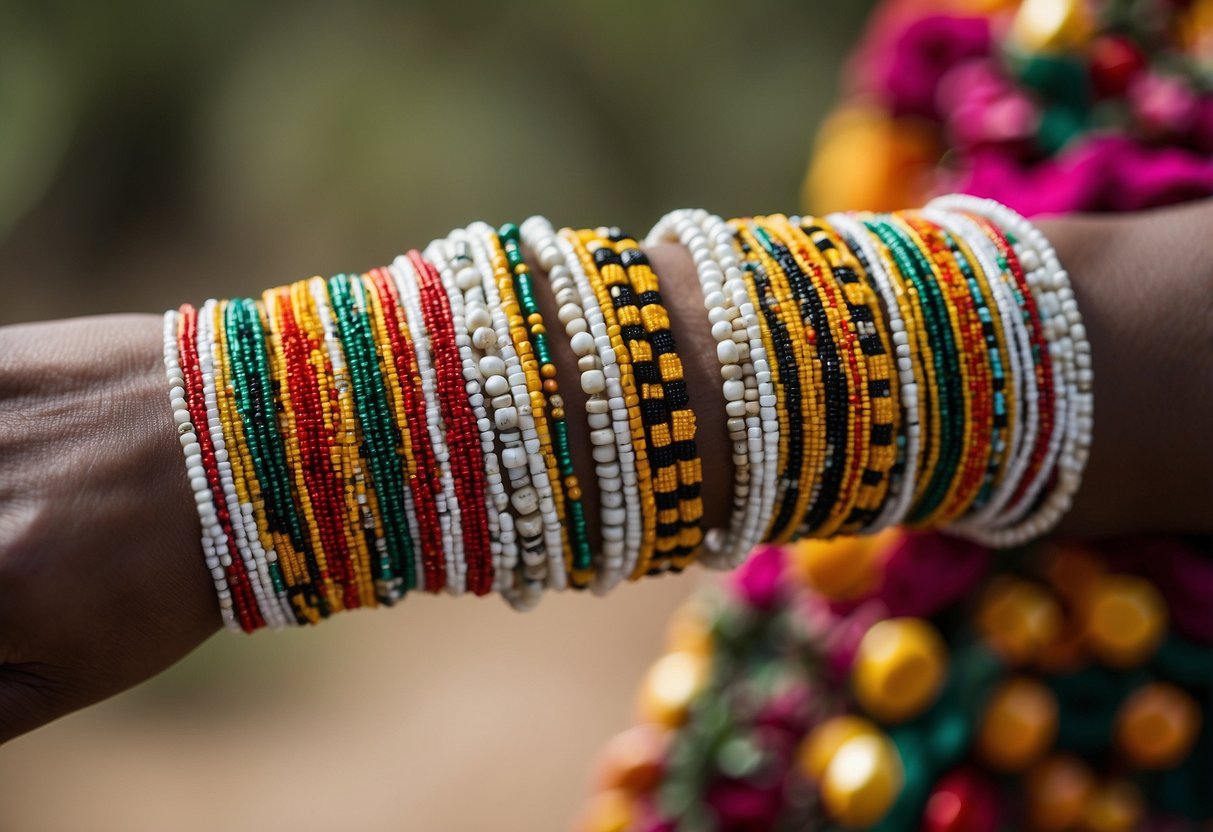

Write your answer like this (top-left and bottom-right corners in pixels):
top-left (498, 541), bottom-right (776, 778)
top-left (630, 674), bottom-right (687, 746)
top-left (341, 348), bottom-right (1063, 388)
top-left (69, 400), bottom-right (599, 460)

top-left (0, 1), bottom-right (872, 829)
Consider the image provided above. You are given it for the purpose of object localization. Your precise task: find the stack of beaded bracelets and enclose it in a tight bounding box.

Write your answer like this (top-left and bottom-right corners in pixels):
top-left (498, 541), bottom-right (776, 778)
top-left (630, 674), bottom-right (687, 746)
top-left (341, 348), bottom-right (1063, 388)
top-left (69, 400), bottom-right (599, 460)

top-left (164, 197), bottom-right (1091, 631)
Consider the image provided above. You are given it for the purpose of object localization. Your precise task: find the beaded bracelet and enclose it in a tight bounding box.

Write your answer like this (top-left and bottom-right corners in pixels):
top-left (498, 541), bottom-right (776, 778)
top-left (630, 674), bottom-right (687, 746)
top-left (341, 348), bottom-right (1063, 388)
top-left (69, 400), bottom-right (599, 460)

top-left (932, 195), bottom-right (1093, 546)
top-left (501, 223), bottom-right (593, 580)
top-left (164, 197), bottom-right (1090, 629)
top-left (647, 209), bottom-right (775, 568)
top-left (779, 216), bottom-right (897, 535)
top-left (423, 238), bottom-right (506, 592)
top-left (472, 223), bottom-right (566, 596)
top-left (734, 219), bottom-right (815, 542)
top-left (826, 212), bottom-right (922, 533)
top-left (608, 230), bottom-right (704, 571)
top-left (522, 216), bottom-right (631, 592)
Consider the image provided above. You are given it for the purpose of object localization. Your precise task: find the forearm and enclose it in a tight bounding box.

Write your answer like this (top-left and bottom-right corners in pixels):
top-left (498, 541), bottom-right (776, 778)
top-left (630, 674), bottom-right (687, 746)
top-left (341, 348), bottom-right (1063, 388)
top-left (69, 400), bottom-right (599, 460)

top-left (1038, 201), bottom-right (1213, 537)
top-left (3, 199), bottom-right (1210, 743)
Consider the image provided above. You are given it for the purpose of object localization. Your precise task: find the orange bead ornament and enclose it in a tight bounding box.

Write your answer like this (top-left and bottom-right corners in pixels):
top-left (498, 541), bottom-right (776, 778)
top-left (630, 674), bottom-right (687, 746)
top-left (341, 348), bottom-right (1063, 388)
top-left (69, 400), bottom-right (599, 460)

top-left (1083, 574), bottom-right (1167, 668)
top-left (976, 576), bottom-right (1063, 666)
top-left (1114, 682), bottom-right (1202, 770)
top-left (1025, 754), bottom-right (1096, 831)
top-left (977, 676), bottom-right (1058, 771)
top-left (575, 789), bottom-right (634, 832)
top-left (1080, 781), bottom-right (1144, 832)
top-left (594, 724), bottom-right (671, 795)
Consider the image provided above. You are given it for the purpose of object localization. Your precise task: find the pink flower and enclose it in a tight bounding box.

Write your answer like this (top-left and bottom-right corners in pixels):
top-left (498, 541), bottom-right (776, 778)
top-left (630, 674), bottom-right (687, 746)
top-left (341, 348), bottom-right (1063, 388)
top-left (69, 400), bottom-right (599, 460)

top-left (730, 545), bottom-right (787, 610)
top-left (859, 14), bottom-right (993, 118)
top-left (939, 59), bottom-right (1040, 150)
top-left (875, 531), bottom-right (991, 617)
top-left (951, 135), bottom-right (1213, 214)
top-left (1186, 93), bottom-right (1213, 152)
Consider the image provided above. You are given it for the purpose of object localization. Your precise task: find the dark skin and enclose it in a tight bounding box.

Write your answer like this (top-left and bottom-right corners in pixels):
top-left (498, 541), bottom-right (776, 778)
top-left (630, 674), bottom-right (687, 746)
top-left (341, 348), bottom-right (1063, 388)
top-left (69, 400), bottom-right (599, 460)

top-left (1, 201), bottom-right (1211, 745)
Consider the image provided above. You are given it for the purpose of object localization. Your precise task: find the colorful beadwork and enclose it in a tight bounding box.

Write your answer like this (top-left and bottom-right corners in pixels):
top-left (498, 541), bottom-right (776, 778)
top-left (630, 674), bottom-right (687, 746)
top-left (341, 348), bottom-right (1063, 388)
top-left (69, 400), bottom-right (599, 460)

top-left (164, 201), bottom-right (1089, 627)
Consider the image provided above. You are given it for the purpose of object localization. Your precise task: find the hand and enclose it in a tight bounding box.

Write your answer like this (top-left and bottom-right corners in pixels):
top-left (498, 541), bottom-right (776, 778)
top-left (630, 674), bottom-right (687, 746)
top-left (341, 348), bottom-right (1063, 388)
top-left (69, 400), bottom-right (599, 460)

top-left (0, 314), bottom-right (218, 744)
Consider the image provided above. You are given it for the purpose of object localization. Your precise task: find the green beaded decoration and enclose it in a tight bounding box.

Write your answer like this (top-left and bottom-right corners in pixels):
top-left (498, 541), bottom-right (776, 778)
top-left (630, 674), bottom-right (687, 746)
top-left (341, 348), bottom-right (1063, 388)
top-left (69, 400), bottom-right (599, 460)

top-left (328, 274), bottom-right (415, 598)
top-left (864, 218), bottom-right (964, 523)
top-left (224, 298), bottom-right (323, 621)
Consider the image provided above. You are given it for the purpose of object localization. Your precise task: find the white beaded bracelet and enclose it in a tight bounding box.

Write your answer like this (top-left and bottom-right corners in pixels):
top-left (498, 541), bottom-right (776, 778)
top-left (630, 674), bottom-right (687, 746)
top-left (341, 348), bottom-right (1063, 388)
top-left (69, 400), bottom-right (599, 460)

top-left (200, 299), bottom-right (287, 627)
top-left (976, 199), bottom-right (1091, 541)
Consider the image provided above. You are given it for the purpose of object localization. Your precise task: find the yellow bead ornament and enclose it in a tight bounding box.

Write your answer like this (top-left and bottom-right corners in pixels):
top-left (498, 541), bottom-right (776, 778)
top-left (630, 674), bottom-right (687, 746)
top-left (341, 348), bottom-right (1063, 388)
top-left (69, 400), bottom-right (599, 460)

top-left (213, 300), bottom-right (309, 620)
top-left (735, 219), bottom-right (817, 542)
top-left (563, 228), bottom-right (656, 579)
top-left (608, 230), bottom-right (703, 568)
top-left (819, 731), bottom-right (904, 828)
top-left (798, 714), bottom-right (882, 782)
top-left (1080, 780), bottom-right (1144, 832)
top-left (575, 789), bottom-right (634, 832)
top-left (779, 215), bottom-right (897, 536)
top-left (1011, 0), bottom-right (1095, 53)
top-left (852, 617), bottom-right (948, 724)
top-left (890, 215), bottom-right (977, 529)
top-left (268, 284), bottom-right (340, 612)
top-left (252, 296), bottom-right (321, 623)
top-left (637, 651), bottom-right (710, 728)
top-left (856, 212), bottom-right (937, 520)
top-left (789, 530), bottom-right (897, 601)
top-left (793, 217), bottom-right (869, 540)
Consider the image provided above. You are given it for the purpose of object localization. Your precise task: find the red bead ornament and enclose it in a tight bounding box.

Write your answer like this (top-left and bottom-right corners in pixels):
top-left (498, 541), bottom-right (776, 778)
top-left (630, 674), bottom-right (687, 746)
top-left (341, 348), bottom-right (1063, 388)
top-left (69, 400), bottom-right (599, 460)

top-left (1089, 35), bottom-right (1146, 99)
top-left (921, 768), bottom-right (1001, 832)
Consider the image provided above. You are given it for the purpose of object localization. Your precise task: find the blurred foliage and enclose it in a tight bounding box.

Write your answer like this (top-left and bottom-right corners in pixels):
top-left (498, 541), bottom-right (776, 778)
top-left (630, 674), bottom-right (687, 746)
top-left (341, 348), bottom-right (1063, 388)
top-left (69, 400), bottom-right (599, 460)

top-left (0, 0), bottom-right (873, 323)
